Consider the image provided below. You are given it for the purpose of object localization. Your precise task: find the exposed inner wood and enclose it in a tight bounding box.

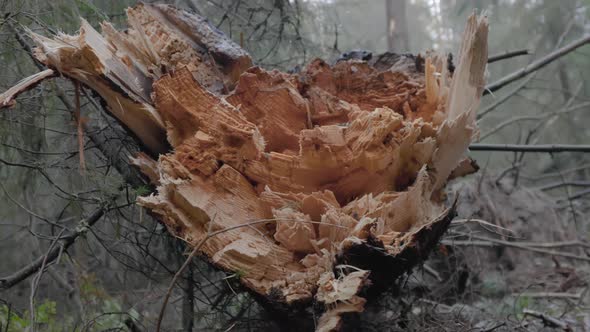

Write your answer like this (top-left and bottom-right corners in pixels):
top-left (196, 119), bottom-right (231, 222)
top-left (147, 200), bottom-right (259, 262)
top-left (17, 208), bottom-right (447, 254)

top-left (0, 5), bottom-right (488, 330)
top-left (26, 3), bottom-right (251, 155)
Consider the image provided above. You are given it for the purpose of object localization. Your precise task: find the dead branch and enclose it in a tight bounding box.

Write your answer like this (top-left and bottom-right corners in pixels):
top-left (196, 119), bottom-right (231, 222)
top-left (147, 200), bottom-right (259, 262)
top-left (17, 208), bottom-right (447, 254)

top-left (487, 49), bottom-right (529, 63)
top-left (538, 181), bottom-right (590, 191)
top-left (485, 34), bottom-right (590, 94)
top-left (477, 74), bottom-right (535, 120)
top-left (29, 228), bottom-right (66, 330)
top-left (444, 239), bottom-right (590, 249)
top-left (479, 101), bottom-right (590, 141)
top-left (523, 309), bottom-right (573, 331)
top-left (479, 22), bottom-right (575, 122)
top-left (518, 292), bottom-right (582, 300)
top-left (0, 207), bottom-right (105, 290)
top-left (557, 187), bottom-right (590, 202)
top-left (443, 235), bottom-right (590, 262)
top-left (521, 163), bottom-right (590, 181)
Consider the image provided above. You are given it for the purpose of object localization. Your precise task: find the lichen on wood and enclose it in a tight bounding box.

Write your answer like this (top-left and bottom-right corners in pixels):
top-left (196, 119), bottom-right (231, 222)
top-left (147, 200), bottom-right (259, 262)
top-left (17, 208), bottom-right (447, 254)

top-left (0, 4), bottom-right (488, 330)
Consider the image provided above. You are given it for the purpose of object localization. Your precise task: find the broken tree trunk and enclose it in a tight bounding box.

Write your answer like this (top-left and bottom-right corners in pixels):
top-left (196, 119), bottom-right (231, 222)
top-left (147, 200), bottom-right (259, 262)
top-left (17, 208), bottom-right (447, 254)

top-left (1, 4), bottom-right (488, 331)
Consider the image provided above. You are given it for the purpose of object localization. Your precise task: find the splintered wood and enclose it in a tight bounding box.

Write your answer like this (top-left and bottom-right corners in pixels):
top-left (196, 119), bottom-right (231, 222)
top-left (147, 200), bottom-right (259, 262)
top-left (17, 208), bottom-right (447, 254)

top-left (1, 4), bottom-right (487, 330)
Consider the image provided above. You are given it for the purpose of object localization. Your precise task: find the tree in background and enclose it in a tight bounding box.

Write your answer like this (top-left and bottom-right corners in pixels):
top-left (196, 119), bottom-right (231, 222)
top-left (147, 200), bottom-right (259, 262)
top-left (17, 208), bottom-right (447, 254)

top-left (386, 0), bottom-right (409, 52)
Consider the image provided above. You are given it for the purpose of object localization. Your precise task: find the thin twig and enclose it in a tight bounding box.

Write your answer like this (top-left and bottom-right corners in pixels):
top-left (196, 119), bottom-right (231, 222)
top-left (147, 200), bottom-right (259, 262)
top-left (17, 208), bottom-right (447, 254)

top-left (469, 144), bottom-right (590, 153)
top-left (487, 49), bottom-right (529, 63)
top-left (444, 239), bottom-right (590, 249)
top-left (443, 235), bottom-right (590, 262)
top-left (517, 292), bottom-right (582, 299)
top-left (0, 207), bottom-right (106, 290)
top-left (422, 264), bottom-right (442, 282)
top-left (451, 218), bottom-right (516, 234)
top-left (156, 246), bottom-right (201, 332)
top-left (523, 309), bottom-right (573, 331)
top-left (481, 322), bottom-right (506, 332)
top-left (29, 229), bottom-right (65, 332)
top-left (537, 181), bottom-right (590, 191)
top-left (520, 163), bottom-right (590, 181)
top-left (155, 217), bottom-right (349, 331)
top-left (0, 181), bottom-right (63, 228)
top-left (479, 101), bottom-right (590, 140)
top-left (477, 74), bottom-right (536, 120)
top-left (557, 187), bottom-right (590, 202)
top-left (531, 83), bottom-right (583, 145)
top-left (478, 21), bottom-right (578, 126)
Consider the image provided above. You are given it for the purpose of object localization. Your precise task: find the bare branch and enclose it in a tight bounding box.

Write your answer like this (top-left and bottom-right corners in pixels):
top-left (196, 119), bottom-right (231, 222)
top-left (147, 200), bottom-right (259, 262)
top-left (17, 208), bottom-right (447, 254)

top-left (479, 101), bottom-right (590, 140)
top-left (485, 34), bottom-right (590, 94)
top-left (558, 187), bottom-right (590, 202)
top-left (538, 181), bottom-right (590, 191)
top-left (518, 292), bottom-right (582, 300)
top-left (0, 207), bottom-right (105, 290)
top-left (477, 74), bottom-right (535, 120)
top-left (487, 49), bottom-right (529, 63)
top-left (469, 144), bottom-right (590, 153)
top-left (443, 234), bottom-right (590, 262)
top-left (523, 309), bottom-right (573, 331)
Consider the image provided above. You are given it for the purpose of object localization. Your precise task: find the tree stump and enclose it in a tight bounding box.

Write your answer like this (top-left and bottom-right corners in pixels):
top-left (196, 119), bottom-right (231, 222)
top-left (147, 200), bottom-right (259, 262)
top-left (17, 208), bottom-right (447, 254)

top-left (1, 4), bottom-right (488, 330)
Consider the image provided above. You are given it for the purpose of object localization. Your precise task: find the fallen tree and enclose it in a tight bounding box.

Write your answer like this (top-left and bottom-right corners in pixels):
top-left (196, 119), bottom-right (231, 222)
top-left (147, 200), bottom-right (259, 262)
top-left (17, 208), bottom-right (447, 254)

top-left (0, 4), bottom-right (488, 331)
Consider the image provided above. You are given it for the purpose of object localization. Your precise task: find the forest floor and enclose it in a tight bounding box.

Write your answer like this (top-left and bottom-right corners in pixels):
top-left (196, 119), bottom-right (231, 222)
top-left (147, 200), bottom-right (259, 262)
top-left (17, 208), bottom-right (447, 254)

top-left (357, 173), bottom-right (590, 331)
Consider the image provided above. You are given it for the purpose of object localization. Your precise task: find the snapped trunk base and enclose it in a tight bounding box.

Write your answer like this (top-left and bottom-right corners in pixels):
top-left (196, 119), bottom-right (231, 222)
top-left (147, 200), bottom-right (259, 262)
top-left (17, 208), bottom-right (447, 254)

top-left (0, 5), bottom-right (488, 330)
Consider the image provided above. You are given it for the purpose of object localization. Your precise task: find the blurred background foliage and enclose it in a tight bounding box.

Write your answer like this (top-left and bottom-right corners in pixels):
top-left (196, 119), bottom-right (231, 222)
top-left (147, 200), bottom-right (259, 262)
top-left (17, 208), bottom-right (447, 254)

top-left (0, 0), bottom-right (589, 331)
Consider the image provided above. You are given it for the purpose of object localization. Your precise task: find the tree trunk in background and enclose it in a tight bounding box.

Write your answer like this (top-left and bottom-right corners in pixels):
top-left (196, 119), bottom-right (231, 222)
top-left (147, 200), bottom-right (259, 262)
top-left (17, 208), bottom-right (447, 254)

top-left (544, 0), bottom-right (572, 102)
top-left (386, 0), bottom-right (409, 52)
top-left (181, 263), bottom-right (194, 331)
